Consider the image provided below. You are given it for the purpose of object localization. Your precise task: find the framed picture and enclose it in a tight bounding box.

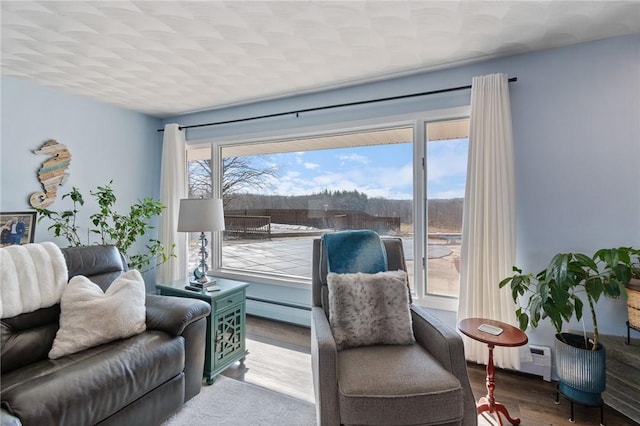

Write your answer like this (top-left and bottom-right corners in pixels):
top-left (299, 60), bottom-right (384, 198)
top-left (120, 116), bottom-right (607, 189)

top-left (1, 211), bottom-right (37, 247)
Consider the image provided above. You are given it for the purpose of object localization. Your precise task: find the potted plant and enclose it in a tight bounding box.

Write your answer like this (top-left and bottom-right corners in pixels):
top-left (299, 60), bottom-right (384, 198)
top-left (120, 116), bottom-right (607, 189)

top-left (37, 181), bottom-right (174, 273)
top-left (499, 247), bottom-right (638, 406)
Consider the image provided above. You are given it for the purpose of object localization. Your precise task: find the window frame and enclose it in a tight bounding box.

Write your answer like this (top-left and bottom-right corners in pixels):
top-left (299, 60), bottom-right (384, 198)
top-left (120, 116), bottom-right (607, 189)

top-left (419, 118), bottom-right (470, 311)
top-left (185, 105), bottom-right (470, 311)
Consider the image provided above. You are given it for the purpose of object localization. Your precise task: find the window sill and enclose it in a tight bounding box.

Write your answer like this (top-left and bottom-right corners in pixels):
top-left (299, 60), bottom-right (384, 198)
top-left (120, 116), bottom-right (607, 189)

top-left (212, 268), bottom-right (311, 289)
top-left (413, 294), bottom-right (458, 312)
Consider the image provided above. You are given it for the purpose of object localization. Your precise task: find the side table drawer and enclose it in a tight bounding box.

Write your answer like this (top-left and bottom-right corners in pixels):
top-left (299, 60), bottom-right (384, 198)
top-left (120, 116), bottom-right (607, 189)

top-left (214, 291), bottom-right (244, 311)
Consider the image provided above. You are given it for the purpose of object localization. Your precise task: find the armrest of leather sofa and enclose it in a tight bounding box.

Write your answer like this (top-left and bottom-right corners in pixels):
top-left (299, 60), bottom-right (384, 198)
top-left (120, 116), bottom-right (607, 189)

top-left (411, 305), bottom-right (477, 426)
top-left (311, 306), bottom-right (341, 426)
top-left (145, 294), bottom-right (211, 402)
top-left (145, 294), bottom-right (210, 335)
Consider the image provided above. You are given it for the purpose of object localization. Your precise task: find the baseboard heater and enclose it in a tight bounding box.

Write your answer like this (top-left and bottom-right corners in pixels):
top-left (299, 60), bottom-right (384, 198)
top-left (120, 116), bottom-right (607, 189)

top-left (246, 296), bottom-right (311, 327)
top-left (519, 344), bottom-right (551, 381)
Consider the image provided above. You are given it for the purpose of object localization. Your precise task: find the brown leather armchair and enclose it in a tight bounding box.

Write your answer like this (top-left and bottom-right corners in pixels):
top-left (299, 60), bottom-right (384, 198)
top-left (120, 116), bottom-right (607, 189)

top-left (311, 237), bottom-right (477, 426)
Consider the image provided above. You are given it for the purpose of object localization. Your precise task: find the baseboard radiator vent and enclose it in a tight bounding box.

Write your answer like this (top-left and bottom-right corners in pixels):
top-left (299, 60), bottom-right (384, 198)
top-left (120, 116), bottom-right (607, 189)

top-left (519, 344), bottom-right (551, 381)
top-left (246, 296), bottom-right (311, 327)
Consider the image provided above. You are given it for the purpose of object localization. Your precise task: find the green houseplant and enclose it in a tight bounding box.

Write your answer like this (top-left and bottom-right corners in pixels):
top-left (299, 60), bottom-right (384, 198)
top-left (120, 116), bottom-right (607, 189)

top-left (500, 247), bottom-right (639, 350)
top-left (37, 181), bottom-right (174, 273)
top-left (499, 246), bottom-right (639, 405)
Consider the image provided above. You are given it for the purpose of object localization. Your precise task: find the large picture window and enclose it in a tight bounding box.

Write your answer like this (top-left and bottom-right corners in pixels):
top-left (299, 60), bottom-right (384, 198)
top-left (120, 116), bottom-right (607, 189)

top-left (217, 127), bottom-right (414, 288)
top-left (186, 112), bottom-right (469, 306)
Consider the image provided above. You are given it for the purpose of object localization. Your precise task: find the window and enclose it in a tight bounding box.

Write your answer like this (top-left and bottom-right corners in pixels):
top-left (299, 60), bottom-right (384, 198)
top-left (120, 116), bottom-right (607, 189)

top-left (424, 120), bottom-right (469, 298)
top-left (215, 127), bottom-right (415, 288)
top-left (186, 110), bottom-right (470, 307)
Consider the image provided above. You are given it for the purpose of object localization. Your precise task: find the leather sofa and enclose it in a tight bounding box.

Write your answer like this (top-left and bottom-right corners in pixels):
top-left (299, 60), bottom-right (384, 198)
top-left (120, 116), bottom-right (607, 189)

top-left (1, 245), bottom-right (211, 426)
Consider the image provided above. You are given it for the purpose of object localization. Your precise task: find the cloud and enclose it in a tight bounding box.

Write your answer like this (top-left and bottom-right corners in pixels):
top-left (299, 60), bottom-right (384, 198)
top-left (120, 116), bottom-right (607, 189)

top-left (337, 153), bottom-right (369, 165)
top-left (373, 163), bottom-right (413, 188)
top-left (364, 187), bottom-right (413, 199)
top-left (429, 188), bottom-right (465, 199)
top-left (260, 142), bottom-right (466, 201)
top-left (426, 139), bottom-right (468, 182)
top-left (271, 162), bottom-right (414, 200)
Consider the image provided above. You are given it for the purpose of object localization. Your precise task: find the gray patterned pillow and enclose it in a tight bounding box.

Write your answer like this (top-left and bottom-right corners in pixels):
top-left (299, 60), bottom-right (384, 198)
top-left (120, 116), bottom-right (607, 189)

top-left (327, 270), bottom-right (415, 350)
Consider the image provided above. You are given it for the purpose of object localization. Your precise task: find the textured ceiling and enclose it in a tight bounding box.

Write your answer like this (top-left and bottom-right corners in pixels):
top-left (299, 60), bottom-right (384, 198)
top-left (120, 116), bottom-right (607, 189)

top-left (2, 1), bottom-right (639, 118)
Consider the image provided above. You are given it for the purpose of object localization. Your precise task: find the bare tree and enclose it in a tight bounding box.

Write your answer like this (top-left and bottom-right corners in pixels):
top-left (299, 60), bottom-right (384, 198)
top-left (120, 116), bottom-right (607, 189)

top-left (188, 157), bottom-right (279, 206)
top-left (188, 159), bottom-right (213, 198)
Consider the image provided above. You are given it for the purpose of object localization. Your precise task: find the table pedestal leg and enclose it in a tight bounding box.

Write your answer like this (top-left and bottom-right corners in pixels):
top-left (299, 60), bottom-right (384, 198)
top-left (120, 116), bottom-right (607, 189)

top-left (476, 344), bottom-right (521, 426)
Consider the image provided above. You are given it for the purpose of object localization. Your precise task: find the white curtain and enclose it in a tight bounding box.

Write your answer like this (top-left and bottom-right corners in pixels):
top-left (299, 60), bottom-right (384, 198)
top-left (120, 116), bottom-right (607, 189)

top-left (157, 123), bottom-right (187, 283)
top-left (458, 73), bottom-right (523, 369)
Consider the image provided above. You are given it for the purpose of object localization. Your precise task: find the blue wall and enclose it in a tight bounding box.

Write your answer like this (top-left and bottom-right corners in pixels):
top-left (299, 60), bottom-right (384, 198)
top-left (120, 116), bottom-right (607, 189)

top-left (2, 33), bottom-right (637, 347)
top-left (1, 77), bottom-right (163, 289)
top-left (165, 34), bottom-right (640, 344)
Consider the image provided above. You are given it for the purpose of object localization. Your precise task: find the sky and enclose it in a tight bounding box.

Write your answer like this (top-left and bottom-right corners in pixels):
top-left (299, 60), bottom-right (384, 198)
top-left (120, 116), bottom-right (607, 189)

top-left (252, 138), bottom-right (468, 200)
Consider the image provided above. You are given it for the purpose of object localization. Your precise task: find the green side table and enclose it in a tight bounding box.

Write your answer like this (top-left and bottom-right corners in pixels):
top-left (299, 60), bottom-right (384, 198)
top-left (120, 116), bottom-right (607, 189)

top-left (156, 278), bottom-right (250, 385)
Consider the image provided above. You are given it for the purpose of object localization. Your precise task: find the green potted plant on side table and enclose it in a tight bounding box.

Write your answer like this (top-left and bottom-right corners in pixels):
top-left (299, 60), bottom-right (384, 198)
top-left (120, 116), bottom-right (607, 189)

top-left (499, 247), bottom-right (638, 408)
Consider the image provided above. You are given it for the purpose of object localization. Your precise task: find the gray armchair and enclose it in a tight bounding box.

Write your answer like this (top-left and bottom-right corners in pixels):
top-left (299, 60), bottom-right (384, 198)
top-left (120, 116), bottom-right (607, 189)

top-left (311, 237), bottom-right (477, 426)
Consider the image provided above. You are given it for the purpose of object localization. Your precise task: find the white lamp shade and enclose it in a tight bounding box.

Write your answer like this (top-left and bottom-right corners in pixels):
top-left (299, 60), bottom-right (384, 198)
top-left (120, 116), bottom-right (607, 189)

top-left (177, 198), bottom-right (225, 232)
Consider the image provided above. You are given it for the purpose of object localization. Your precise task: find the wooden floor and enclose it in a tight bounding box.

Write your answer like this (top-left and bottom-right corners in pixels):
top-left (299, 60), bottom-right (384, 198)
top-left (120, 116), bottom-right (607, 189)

top-left (222, 316), bottom-right (636, 425)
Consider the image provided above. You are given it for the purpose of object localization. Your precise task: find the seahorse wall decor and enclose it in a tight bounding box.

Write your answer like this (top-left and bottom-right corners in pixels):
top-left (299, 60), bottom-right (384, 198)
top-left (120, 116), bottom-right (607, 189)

top-left (30, 139), bottom-right (72, 209)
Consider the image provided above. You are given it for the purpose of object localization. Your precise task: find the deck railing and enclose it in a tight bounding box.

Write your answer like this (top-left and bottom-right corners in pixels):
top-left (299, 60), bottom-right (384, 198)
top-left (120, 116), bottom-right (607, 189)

top-left (224, 215), bottom-right (271, 240)
top-left (225, 209), bottom-right (400, 234)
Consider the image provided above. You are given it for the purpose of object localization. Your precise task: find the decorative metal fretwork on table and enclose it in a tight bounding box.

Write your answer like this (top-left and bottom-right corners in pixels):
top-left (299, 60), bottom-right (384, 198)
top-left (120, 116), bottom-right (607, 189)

top-left (215, 307), bottom-right (243, 361)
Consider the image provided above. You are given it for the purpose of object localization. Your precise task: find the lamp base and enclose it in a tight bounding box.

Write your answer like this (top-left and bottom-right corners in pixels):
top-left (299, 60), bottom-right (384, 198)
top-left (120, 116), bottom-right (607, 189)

top-left (190, 276), bottom-right (217, 285)
top-left (196, 273), bottom-right (211, 284)
top-left (189, 279), bottom-right (221, 292)
top-left (192, 264), bottom-right (208, 282)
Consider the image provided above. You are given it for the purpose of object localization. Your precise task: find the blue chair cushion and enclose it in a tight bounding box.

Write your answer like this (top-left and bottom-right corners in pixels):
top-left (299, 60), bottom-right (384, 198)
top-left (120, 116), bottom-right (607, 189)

top-left (322, 230), bottom-right (388, 274)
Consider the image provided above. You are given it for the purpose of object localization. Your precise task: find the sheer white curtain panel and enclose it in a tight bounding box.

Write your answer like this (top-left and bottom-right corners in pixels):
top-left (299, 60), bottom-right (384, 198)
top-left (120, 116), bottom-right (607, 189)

top-left (458, 73), bottom-right (524, 369)
top-left (157, 123), bottom-right (187, 283)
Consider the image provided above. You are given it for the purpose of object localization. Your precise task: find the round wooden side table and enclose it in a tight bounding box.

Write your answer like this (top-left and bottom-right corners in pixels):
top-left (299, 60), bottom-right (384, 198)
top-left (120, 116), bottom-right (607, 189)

top-left (458, 318), bottom-right (528, 426)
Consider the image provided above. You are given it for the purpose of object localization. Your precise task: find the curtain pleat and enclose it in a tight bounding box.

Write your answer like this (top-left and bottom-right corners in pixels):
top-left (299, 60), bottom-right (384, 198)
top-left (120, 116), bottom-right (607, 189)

top-left (157, 124), bottom-right (187, 283)
top-left (458, 73), bottom-right (525, 369)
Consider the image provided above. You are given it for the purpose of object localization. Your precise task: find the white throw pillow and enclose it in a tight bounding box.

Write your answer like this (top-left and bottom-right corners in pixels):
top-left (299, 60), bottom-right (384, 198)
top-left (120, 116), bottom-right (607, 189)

top-left (48, 269), bottom-right (147, 359)
top-left (327, 270), bottom-right (415, 350)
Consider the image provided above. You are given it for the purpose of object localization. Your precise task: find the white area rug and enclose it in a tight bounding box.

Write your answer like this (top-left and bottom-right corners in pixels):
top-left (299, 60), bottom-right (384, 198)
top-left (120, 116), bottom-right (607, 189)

top-left (162, 375), bottom-right (316, 426)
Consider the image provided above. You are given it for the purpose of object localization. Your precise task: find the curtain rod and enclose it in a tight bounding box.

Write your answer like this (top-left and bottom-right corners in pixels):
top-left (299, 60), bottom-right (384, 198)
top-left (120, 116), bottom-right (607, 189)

top-left (157, 77), bottom-right (517, 132)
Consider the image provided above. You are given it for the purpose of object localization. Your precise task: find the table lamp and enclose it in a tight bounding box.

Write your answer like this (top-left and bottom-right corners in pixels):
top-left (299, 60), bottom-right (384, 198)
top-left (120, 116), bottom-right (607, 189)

top-left (177, 198), bottom-right (225, 285)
